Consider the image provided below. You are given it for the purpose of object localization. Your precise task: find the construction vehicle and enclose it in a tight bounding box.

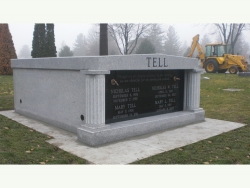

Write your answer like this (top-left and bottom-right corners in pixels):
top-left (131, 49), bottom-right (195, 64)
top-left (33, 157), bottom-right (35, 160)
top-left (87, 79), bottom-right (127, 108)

top-left (187, 34), bottom-right (249, 74)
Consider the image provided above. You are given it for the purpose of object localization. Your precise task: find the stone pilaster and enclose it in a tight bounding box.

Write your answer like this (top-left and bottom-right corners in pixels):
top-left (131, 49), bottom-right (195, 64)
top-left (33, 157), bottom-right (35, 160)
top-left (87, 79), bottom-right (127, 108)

top-left (81, 70), bottom-right (110, 125)
top-left (184, 69), bottom-right (203, 111)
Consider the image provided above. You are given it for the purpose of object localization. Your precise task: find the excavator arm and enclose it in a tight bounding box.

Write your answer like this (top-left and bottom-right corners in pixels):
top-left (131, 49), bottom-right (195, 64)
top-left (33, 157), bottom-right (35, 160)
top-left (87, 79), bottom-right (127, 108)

top-left (187, 34), bottom-right (206, 65)
top-left (187, 35), bottom-right (199, 57)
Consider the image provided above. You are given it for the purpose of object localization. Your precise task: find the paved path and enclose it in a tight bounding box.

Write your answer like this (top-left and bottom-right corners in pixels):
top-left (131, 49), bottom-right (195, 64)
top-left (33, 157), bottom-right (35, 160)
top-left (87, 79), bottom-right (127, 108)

top-left (0, 110), bottom-right (245, 164)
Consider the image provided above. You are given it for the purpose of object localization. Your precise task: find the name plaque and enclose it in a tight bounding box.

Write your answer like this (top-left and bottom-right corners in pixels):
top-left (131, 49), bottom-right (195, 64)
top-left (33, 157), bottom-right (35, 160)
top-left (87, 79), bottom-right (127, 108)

top-left (105, 70), bottom-right (184, 124)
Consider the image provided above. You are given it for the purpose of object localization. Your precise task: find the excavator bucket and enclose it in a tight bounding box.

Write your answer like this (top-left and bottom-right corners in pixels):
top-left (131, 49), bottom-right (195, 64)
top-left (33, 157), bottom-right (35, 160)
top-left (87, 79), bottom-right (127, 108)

top-left (225, 54), bottom-right (249, 72)
top-left (240, 55), bottom-right (249, 72)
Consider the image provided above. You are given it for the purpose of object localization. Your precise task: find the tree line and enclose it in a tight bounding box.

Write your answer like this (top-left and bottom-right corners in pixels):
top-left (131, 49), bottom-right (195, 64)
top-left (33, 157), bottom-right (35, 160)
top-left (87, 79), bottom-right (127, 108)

top-left (61, 24), bottom-right (185, 56)
top-left (23, 23), bottom-right (249, 59)
top-left (2, 23), bottom-right (250, 74)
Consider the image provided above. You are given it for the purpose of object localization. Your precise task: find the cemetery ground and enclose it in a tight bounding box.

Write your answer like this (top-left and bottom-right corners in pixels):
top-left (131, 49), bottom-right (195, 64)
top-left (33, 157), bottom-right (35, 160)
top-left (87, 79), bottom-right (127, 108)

top-left (0, 74), bottom-right (250, 164)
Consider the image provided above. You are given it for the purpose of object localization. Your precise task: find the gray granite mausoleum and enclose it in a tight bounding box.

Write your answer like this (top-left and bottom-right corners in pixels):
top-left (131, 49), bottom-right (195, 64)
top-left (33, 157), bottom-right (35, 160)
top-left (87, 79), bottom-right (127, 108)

top-left (11, 54), bottom-right (205, 146)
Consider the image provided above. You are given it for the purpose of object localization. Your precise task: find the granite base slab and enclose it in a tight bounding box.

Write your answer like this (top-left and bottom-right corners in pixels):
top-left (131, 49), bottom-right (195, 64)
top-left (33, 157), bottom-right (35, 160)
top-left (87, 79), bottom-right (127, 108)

top-left (1, 110), bottom-right (245, 164)
top-left (77, 109), bottom-right (205, 146)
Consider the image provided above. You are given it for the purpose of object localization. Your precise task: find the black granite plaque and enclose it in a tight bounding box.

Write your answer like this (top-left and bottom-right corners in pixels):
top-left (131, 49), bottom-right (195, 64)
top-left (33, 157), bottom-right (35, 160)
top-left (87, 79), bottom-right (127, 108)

top-left (105, 70), bottom-right (184, 124)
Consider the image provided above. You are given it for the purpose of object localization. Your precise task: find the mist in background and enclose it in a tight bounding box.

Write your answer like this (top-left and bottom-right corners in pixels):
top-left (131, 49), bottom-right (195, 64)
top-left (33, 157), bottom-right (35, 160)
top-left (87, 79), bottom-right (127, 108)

top-left (8, 23), bottom-right (250, 58)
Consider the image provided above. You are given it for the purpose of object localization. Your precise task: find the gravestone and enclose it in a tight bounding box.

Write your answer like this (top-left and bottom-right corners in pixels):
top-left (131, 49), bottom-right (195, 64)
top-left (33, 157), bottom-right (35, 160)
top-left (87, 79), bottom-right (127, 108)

top-left (238, 72), bottom-right (250, 77)
top-left (11, 55), bottom-right (205, 146)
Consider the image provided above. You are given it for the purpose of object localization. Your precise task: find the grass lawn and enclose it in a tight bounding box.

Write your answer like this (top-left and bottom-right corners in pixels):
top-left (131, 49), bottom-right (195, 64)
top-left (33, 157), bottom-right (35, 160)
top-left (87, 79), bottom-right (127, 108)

top-left (133, 73), bottom-right (250, 164)
top-left (1, 73), bottom-right (250, 164)
top-left (0, 75), bottom-right (14, 111)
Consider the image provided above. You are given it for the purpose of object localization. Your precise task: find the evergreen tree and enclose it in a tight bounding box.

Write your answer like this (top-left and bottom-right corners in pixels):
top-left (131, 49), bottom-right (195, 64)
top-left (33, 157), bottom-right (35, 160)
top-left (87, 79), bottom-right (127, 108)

top-left (200, 34), bottom-right (211, 50)
top-left (46, 23), bottom-right (57, 57)
top-left (183, 40), bottom-right (198, 57)
top-left (146, 24), bottom-right (164, 53)
top-left (31, 24), bottom-right (46, 58)
top-left (18, 45), bottom-right (31, 59)
top-left (0, 24), bottom-right (17, 75)
top-left (181, 40), bottom-right (188, 55)
top-left (163, 26), bottom-right (182, 56)
top-left (59, 45), bottom-right (74, 57)
top-left (183, 47), bottom-right (191, 57)
top-left (86, 25), bottom-right (99, 56)
top-left (73, 33), bottom-right (87, 56)
top-left (136, 38), bottom-right (156, 54)
top-left (32, 23), bottom-right (56, 58)
top-left (39, 24), bottom-right (46, 57)
top-left (31, 24), bottom-right (39, 58)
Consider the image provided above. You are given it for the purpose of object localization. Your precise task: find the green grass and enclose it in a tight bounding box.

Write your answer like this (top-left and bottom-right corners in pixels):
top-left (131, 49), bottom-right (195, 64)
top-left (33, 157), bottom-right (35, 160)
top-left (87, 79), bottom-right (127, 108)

top-left (200, 73), bottom-right (250, 124)
top-left (0, 115), bottom-right (87, 164)
top-left (0, 75), bottom-right (14, 110)
top-left (133, 73), bottom-right (250, 164)
top-left (1, 74), bottom-right (250, 164)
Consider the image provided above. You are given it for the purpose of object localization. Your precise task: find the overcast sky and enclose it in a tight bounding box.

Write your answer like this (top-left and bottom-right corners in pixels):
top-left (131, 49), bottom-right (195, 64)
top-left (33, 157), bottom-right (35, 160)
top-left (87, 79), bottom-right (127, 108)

top-left (8, 23), bottom-right (216, 56)
top-left (3, 0), bottom-right (250, 56)
top-left (9, 23), bottom-right (92, 54)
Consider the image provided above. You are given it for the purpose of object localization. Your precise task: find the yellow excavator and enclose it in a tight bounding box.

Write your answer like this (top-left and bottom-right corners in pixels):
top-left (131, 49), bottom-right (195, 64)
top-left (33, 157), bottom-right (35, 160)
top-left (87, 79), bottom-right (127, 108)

top-left (187, 34), bottom-right (249, 74)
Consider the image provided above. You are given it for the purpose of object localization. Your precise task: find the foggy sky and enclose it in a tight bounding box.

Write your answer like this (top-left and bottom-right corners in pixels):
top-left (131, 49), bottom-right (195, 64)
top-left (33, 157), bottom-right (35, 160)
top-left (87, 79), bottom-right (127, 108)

top-left (9, 23), bottom-right (92, 56)
top-left (8, 23), bottom-right (208, 55)
top-left (3, 0), bottom-right (250, 57)
top-left (8, 23), bottom-right (250, 56)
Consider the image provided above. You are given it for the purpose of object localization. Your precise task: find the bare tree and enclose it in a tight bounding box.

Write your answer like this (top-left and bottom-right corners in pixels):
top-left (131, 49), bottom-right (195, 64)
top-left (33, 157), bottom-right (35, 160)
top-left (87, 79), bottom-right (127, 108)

top-left (214, 23), bottom-right (246, 54)
top-left (108, 24), bottom-right (151, 55)
top-left (108, 32), bottom-right (120, 55)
